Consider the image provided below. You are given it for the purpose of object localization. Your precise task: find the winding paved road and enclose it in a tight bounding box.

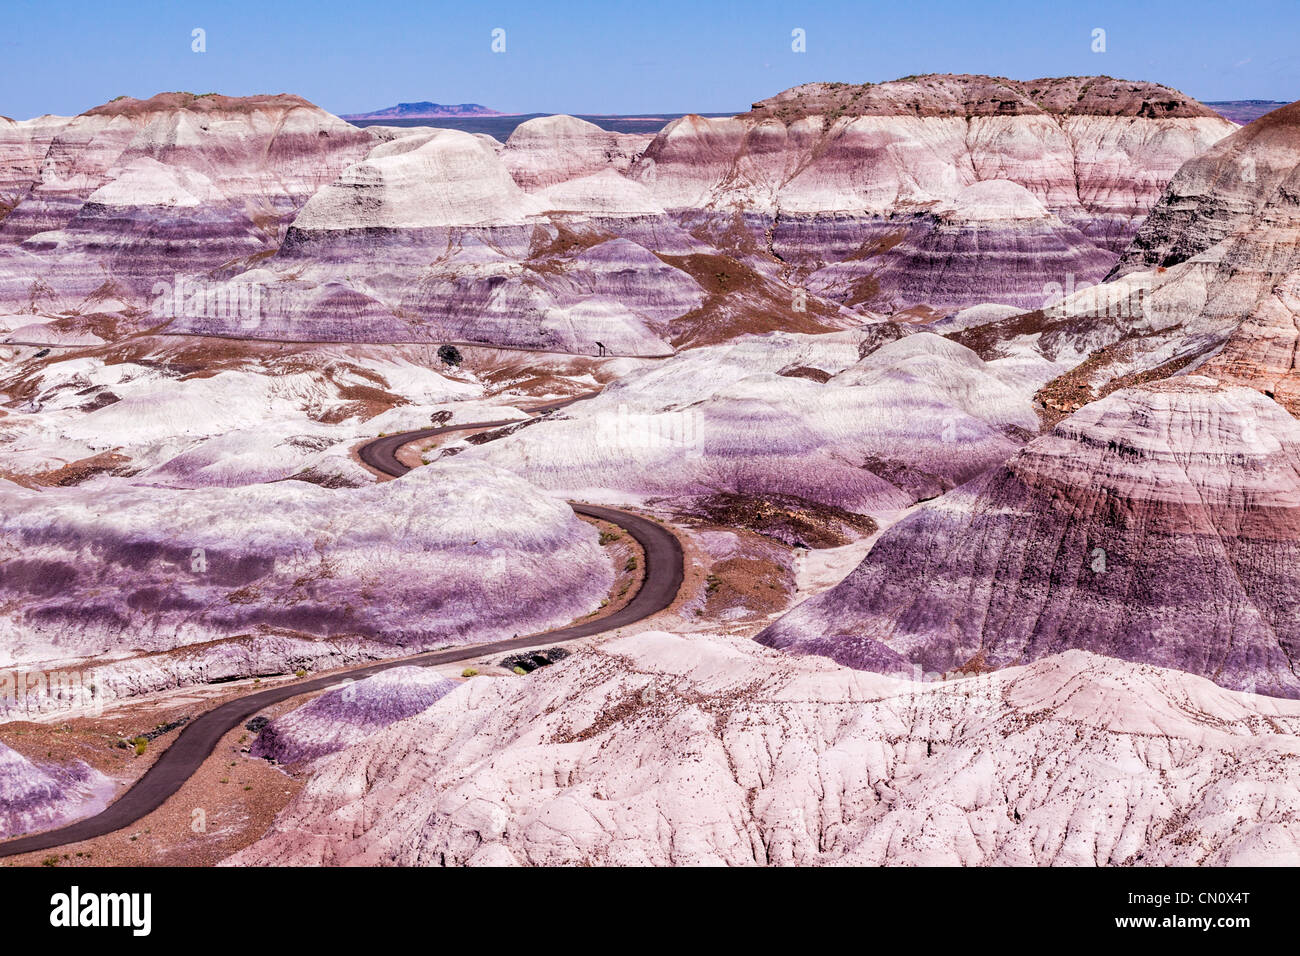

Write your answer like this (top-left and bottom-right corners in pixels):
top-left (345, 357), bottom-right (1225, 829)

top-left (0, 398), bottom-right (684, 858)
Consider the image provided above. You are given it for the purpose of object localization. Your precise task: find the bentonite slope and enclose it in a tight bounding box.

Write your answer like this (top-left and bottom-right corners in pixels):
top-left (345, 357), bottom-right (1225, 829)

top-left (628, 75), bottom-right (1233, 312)
top-left (451, 330), bottom-right (1046, 515)
top-left (751, 104), bottom-right (1300, 700)
top-left (758, 377), bottom-right (1300, 697)
top-left (0, 742), bottom-right (114, 840)
top-left (1, 92), bottom-right (373, 244)
top-left (225, 631), bottom-right (1300, 867)
top-left (1107, 100), bottom-right (1300, 411)
top-left (0, 77), bottom-right (1231, 355)
top-left (0, 93), bottom-right (375, 318)
top-left (0, 461), bottom-right (613, 667)
top-left (250, 666), bottom-right (460, 766)
top-left (954, 96), bottom-right (1300, 417)
top-left (500, 114), bottom-right (652, 191)
top-left (0, 336), bottom-right (485, 481)
top-left (0, 113), bottom-right (71, 223)
top-left (805, 179), bottom-right (1118, 311)
top-left (1113, 100), bottom-right (1300, 275)
top-left (166, 123), bottom-right (847, 354)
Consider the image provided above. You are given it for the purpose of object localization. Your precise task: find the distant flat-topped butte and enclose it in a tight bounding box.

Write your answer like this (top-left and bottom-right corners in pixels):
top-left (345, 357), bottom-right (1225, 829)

top-left (343, 111), bottom-right (738, 137)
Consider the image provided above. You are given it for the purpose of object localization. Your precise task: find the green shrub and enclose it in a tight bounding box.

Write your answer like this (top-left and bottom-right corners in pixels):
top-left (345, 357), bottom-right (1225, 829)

top-left (132, 736), bottom-right (147, 756)
top-left (461, 667), bottom-right (478, 678)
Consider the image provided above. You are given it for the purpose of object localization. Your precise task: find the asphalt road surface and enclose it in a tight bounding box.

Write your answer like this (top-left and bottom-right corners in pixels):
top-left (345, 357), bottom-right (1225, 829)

top-left (0, 402), bottom-right (683, 858)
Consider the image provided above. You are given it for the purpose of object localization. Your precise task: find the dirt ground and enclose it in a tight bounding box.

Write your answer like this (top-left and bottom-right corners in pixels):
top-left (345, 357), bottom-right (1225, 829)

top-left (1, 676), bottom-right (310, 867)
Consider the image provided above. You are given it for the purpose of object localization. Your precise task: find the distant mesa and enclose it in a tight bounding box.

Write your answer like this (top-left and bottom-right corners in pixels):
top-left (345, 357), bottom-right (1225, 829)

top-left (341, 101), bottom-right (505, 121)
top-left (1206, 100), bottom-right (1294, 125)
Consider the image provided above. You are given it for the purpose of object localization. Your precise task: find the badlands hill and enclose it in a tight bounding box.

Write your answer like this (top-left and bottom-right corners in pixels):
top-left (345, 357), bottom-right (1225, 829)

top-left (0, 76), bottom-right (1232, 352)
top-left (0, 461), bottom-right (614, 670)
top-left (228, 73), bottom-right (1229, 341)
top-left (0, 92), bottom-right (375, 326)
top-left (1115, 99), bottom-right (1300, 275)
top-left (250, 666), bottom-right (460, 766)
top-left (760, 378), bottom-right (1300, 697)
top-left (958, 95), bottom-right (1300, 416)
top-left (759, 96), bottom-right (1300, 697)
top-left (742, 75), bottom-right (1222, 120)
top-left (0, 114), bottom-right (69, 222)
top-left (451, 331), bottom-right (1040, 515)
top-left (0, 740), bottom-right (112, 840)
top-left (631, 74), bottom-right (1233, 311)
top-left (500, 114), bottom-right (650, 190)
top-left (2, 92), bottom-right (372, 243)
top-left (228, 632), bottom-right (1300, 866)
top-left (5, 79), bottom-right (1300, 864)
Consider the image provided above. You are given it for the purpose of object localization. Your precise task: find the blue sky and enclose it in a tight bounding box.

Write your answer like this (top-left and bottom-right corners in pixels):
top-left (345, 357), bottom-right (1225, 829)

top-left (2, 0), bottom-right (1296, 119)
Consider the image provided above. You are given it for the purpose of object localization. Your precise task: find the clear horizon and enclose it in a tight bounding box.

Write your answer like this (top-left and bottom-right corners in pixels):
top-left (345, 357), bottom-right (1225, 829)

top-left (1, 0), bottom-right (1297, 120)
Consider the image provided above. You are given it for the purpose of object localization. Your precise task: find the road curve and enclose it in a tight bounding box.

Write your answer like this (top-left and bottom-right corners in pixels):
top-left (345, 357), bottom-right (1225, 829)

top-left (0, 401), bottom-right (683, 858)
